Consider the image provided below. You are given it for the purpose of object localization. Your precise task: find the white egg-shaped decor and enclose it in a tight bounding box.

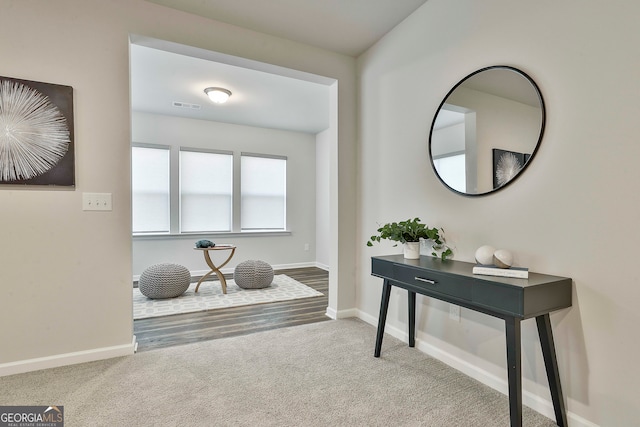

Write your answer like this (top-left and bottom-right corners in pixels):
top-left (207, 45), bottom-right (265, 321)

top-left (493, 249), bottom-right (514, 268)
top-left (474, 245), bottom-right (496, 265)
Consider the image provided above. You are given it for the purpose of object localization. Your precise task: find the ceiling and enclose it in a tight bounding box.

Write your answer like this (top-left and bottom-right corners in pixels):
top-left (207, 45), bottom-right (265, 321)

top-left (130, 43), bottom-right (332, 134)
top-left (132, 0), bottom-right (429, 134)
top-left (464, 68), bottom-right (542, 108)
top-left (434, 68), bottom-right (543, 130)
top-left (145, 0), bottom-right (429, 57)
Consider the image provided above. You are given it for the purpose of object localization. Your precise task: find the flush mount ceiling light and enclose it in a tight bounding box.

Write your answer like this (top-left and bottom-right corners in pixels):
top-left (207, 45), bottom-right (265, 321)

top-left (204, 87), bottom-right (232, 104)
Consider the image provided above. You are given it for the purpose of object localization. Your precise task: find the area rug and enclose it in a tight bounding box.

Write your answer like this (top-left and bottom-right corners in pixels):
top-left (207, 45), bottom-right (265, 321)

top-left (133, 274), bottom-right (323, 320)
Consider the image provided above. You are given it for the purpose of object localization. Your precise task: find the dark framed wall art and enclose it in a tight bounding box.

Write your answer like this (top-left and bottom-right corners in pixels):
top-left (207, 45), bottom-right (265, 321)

top-left (0, 76), bottom-right (75, 186)
top-left (492, 148), bottom-right (531, 189)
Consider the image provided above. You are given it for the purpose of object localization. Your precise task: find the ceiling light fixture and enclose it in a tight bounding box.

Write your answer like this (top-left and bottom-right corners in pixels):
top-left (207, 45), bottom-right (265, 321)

top-left (204, 87), bottom-right (232, 104)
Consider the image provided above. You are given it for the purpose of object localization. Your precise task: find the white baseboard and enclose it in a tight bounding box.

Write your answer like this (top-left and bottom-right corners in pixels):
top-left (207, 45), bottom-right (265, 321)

top-left (325, 307), bottom-right (358, 319)
top-left (356, 310), bottom-right (598, 427)
top-left (315, 262), bottom-right (329, 271)
top-left (0, 336), bottom-right (136, 377)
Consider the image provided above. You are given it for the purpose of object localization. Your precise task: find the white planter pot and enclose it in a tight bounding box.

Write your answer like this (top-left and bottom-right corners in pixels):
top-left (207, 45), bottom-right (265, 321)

top-left (403, 242), bottom-right (420, 259)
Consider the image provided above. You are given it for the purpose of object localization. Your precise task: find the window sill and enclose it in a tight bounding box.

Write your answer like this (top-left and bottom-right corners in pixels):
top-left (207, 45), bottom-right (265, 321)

top-left (132, 230), bottom-right (292, 240)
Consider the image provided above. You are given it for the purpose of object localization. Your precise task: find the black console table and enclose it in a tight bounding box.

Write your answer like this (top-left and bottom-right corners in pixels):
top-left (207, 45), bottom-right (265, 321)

top-left (371, 254), bottom-right (571, 427)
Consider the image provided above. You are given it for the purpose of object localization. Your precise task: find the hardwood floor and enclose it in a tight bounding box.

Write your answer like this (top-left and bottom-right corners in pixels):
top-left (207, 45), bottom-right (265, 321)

top-left (133, 267), bottom-right (329, 352)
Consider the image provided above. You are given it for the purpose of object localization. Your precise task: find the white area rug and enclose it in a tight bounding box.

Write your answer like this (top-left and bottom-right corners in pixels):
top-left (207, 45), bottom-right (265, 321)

top-left (133, 274), bottom-right (323, 320)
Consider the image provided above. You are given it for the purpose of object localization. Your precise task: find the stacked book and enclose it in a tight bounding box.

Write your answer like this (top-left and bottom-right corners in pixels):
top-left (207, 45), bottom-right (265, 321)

top-left (472, 264), bottom-right (529, 279)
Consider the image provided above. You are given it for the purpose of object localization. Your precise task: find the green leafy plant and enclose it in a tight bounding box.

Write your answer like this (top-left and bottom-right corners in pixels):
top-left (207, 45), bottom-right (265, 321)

top-left (366, 217), bottom-right (453, 260)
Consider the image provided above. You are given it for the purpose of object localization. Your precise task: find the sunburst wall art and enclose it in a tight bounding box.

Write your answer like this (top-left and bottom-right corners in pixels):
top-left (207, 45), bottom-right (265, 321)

top-left (0, 76), bottom-right (74, 186)
top-left (492, 148), bottom-right (531, 189)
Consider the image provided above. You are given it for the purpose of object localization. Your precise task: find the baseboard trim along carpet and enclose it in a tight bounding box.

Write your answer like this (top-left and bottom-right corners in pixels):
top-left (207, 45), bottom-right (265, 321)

top-left (0, 338), bottom-right (136, 377)
top-left (133, 274), bottom-right (323, 320)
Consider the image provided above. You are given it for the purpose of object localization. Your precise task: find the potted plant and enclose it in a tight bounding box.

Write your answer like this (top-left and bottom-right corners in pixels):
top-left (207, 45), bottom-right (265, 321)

top-left (366, 217), bottom-right (453, 260)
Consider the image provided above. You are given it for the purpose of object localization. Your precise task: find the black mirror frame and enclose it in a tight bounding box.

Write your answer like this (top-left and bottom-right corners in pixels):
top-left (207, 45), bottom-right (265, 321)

top-left (428, 65), bottom-right (546, 197)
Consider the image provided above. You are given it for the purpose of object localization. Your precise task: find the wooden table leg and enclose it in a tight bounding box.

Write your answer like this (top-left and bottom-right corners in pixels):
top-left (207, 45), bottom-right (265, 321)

top-left (195, 247), bottom-right (236, 294)
top-left (536, 314), bottom-right (568, 427)
top-left (194, 269), bottom-right (216, 292)
top-left (374, 280), bottom-right (392, 357)
top-left (408, 290), bottom-right (416, 348)
top-left (505, 316), bottom-right (523, 427)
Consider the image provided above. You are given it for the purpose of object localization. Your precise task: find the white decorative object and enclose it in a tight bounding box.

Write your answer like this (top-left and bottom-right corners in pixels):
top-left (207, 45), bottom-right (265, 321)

top-left (403, 242), bottom-right (420, 259)
top-left (475, 245), bottom-right (496, 265)
top-left (493, 249), bottom-right (514, 269)
top-left (0, 79), bottom-right (70, 181)
top-left (473, 264), bottom-right (528, 279)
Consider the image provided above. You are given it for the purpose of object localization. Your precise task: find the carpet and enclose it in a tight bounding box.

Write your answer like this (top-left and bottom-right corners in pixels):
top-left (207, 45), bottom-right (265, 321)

top-left (133, 274), bottom-right (323, 320)
top-left (0, 319), bottom-right (557, 426)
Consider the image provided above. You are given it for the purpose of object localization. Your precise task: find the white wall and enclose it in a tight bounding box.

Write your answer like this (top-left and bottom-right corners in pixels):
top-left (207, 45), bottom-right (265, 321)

top-left (0, 0), bottom-right (357, 374)
top-left (315, 128), bottom-right (331, 269)
top-left (357, 0), bottom-right (640, 425)
top-left (432, 122), bottom-right (465, 156)
top-left (131, 112), bottom-right (317, 277)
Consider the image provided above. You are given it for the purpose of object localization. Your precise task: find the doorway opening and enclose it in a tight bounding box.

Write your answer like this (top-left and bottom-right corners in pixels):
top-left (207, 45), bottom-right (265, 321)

top-left (129, 35), bottom-right (337, 350)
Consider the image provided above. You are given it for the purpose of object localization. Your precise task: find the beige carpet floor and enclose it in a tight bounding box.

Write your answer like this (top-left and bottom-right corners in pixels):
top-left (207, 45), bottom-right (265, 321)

top-left (0, 318), bottom-right (557, 426)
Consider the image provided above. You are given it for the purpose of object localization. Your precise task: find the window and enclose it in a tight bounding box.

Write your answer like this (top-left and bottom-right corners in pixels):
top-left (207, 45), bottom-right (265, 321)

top-left (132, 146), bottom-right (288, 235)
top-left (180, 149), bottom-right (233, 233)
top-left (241, 153), bottom-right (286, 230)
top-left (131, 146), bottom-right (170, 233)
top-left (433, 153), bottom-right (466, 193)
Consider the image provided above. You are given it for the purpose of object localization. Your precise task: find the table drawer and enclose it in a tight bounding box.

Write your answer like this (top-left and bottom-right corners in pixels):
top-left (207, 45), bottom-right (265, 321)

top-left (392, 264), bottom-right (472, 301)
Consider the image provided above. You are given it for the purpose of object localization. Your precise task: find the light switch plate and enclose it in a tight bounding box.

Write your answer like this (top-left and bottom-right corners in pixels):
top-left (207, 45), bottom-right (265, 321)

top-left (82, 193), bottom-right (112, 211)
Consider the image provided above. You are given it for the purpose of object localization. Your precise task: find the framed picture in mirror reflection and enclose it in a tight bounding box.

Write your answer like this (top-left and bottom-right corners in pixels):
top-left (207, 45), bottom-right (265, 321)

top-left (493, 149), bottom-right (531, 189)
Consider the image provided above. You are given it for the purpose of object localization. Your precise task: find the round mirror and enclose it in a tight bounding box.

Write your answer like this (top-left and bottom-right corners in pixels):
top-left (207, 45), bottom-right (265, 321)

top-left (429, 66), bottom-right (545, 196)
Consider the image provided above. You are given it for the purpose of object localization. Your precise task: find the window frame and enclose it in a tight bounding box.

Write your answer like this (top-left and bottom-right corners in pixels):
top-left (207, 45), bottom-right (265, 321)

top-left (131, 143), bottom-right (171, 235)
top-left (240, 152), bottom-right (287, 232)
top-left (131, 145), bottom-right (290, 237)
top-left (179, 147), bottom-right (234, 234)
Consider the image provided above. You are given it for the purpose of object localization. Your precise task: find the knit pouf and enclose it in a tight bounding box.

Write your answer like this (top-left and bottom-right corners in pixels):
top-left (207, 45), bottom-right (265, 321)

top-left (234, 260), bottom-right (274, 289)
top-left (139, 263), bottom-right (191, 299)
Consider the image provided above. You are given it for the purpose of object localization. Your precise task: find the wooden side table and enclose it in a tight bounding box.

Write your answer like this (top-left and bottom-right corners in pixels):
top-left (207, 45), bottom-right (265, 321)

top-left (193, 245), bottom-right (236, 294)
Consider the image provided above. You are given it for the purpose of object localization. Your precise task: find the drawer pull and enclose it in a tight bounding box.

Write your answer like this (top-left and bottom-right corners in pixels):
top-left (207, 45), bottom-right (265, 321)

top-left (415, 277), bottom-right (436, 285)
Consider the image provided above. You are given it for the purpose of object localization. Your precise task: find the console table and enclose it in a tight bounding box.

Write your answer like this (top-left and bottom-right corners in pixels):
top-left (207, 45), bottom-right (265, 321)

top-left (371, 254), bottom-right (571, 427)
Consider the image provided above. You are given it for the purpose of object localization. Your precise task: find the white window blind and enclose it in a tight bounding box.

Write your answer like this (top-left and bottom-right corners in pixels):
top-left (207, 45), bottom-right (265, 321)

top-left (433, 154), bottom-right (466, 193)
top-left (241, 154), bottom-right (286, 230)
top-left (132, 146), bottom-right (170, 233)
top-left (180, 150), bottom-right (233, 232)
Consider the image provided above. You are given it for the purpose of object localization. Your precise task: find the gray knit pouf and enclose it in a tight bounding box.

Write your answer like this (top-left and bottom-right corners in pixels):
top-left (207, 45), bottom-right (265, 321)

top-left (139, 263), bottom-right (191, 299)
top-left (234, 260), bottom-right (274, 289)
